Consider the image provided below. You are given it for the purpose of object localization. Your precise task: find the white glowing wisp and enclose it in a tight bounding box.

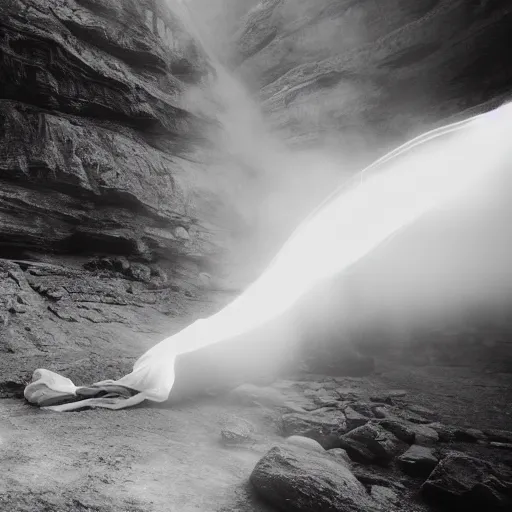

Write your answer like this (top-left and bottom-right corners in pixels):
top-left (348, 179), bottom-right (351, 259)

top-left (31, 102), bottom-right (512, 411)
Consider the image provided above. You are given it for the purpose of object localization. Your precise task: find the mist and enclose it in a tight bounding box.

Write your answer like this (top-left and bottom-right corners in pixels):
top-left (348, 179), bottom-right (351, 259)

top-left (173, 0), bottom-right (512, 374)
top-left (177, 0), bottom-right (366, 283)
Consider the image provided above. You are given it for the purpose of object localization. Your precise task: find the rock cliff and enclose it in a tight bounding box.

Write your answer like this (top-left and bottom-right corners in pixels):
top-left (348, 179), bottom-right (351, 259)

top-left (0, 0), bottom-right (238, 266)
top-left (0, 0), bottom-right (245, 393)
top-left (232, 0), bottom-right (512, 152)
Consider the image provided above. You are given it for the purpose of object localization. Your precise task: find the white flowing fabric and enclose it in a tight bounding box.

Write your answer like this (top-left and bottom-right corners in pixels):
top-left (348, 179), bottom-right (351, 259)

top-left (28, 102), bottom-right (512, 411)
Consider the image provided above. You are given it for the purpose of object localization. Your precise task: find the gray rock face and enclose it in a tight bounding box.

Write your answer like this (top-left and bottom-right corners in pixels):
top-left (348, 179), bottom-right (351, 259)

top-left (0, 0), bottom-right (232, 267)
top-left (370, 485), bottom-right (400, 509)
top-left (485, 429), bottom-right (512, 444)
top-left (352, 466), bottom-right (406, 492)
top-left (383, 406), bottom-right (432, 425)
top-left (398, 445), bottom-right (438, 478)
top-left (250, 445), bottom-right (380, 512)
top-left (327, 448), bottom-right (351, 466)
top-left (421, 452), bottom-right (512, 510)
top-left (220, 415), bottom-right (256, 445)
top-left (379, 419), bottom-right (416, 444)
top-left (281, 408), bottom-right (347, 449)
top-left (233, 0), bottom-right (512, 150)
top-left (340, 422), bottom-right (408, 465)
top-left (412, 425), bottom-right (440, 446)
top-left (380, 419), bottom-right (439, 446)
top-left (344, 405), bottom-right (372, 431)
top-left (285, 435), bottom-right (325, 453)
top-left (428, 422), bottom-right (490, 443)
top-left (427, 422), bottom-right (459, 443)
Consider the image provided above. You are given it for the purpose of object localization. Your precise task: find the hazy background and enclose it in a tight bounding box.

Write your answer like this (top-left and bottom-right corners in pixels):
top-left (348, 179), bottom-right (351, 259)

top-left (174, 0), bottom-right (512, 373)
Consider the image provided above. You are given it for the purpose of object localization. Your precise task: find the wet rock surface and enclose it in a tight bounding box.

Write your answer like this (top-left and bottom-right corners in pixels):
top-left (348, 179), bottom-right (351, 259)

top-left (250, 445), bottom-right (380, 512)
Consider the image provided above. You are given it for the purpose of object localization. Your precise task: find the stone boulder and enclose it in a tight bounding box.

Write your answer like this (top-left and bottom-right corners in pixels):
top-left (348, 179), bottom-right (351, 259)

top-left (220, 415), bottom-right (256, 446)
top-left (379, 419), bottom-right (416, 444)
top-left (380, 419), bottom-right (439, 446)
top-left (250, 445), bottom-right (380, 512)
top-left (421, 452), bottom-right (512, 510)
top-left (281, 408), bottom-right (347, 449)
top-left (398, 445), bottom-right (438, 478)
top-left (428, 422), bottom-right (488, 443)
top-left (380, 406), bottom-right (432, 425)
top-left (344, 406), bottom-right (371, 431)
top-left (340, 422), bottom-right (408, 465)
top-left (285, 435), bottom-right (325, 453)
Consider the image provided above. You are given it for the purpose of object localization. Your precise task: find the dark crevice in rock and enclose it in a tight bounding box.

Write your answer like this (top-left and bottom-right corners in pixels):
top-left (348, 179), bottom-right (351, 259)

top-left (60, 232), bottom-right (147, 260)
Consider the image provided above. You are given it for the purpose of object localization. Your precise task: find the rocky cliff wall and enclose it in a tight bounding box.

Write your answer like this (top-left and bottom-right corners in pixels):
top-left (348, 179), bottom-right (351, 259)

top-left (232, 0), bottom-right (512, 152)
top-left (0, 0), bottom-right (249, 394)
top-left (0, 0), bottom-right (239, 268)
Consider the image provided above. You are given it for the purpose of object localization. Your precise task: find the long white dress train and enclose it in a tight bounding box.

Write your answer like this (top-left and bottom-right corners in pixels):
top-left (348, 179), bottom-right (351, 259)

top-left (24, 102), bottom-right (512, 411)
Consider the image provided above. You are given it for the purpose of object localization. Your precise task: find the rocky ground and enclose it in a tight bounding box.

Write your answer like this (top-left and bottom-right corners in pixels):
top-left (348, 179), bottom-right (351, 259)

top-left (0, 255), bottom-right (237, 399)
top-left (1, 334), bottom-right (511, 511)
top-left (1, 251), bottom-right (510, 512)
top-left (1, 273), bottom-right (511, 512)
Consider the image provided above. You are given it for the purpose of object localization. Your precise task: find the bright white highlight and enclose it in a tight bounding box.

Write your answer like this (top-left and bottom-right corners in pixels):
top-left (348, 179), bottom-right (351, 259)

top-left (34, 102), bottom-right (512, 411)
